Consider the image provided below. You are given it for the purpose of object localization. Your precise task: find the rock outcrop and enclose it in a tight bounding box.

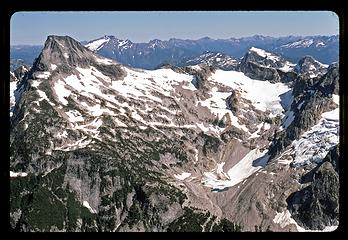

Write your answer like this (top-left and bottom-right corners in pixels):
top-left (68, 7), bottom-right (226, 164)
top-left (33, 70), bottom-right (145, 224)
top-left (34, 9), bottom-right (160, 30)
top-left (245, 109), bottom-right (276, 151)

top-left (239, 47), bottom-right (297, 83)
top-left (287, 145), bottom-right (339, 230)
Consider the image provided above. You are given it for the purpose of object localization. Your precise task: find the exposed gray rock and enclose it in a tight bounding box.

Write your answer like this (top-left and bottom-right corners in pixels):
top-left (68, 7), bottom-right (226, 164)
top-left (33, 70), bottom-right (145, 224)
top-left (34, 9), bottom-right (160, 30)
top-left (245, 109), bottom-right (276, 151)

top-left (294, 55), bottom-right (328, 78)
top-left (226, 90), bottom-right (240, 114)
top-left (13, 65), bottom-right (29, 80)
top-left (316, 63), bottom-right (339, 95)
top-left (239, 61), bottom-right (281, 83)
top-left (183, 65), bottom-right (216, 90)
top-left (269, 66), bottom-right (339, 159)
top-left (287, 149), bottom-right (339, 230)
top-left (238, 47), bottom-right (297, 83)
top-left (181, 51), bottom-right (239, 70)
top-left (29, 35), bottom-right (126, 80)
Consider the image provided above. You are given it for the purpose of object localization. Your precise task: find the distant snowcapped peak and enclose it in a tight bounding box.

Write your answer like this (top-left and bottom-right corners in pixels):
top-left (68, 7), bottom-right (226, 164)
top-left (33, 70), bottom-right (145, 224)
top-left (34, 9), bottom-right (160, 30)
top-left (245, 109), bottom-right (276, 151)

top-left (249, 47), bottom-right (272, 57)
top-left (85, 36), bottom-right (111, 52)
top-left (281, 39), bottom-right (315, 48)
top-left (249, 47), bottom-right (281, 62)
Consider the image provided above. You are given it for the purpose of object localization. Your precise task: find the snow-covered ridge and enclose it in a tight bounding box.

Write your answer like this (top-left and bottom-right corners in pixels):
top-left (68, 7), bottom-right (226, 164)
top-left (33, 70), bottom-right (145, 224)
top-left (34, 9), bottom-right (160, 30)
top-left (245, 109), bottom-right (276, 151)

top-left (185, 51), bottom-right (238, 68)
top-left (249, 47), bottom-right (280, 62)
top-left (281, 39), bottom-right (315, 48)
top-left (85, 37), bottom-right (110, 52)
top-left (248, 47), bottom-right (296, 72)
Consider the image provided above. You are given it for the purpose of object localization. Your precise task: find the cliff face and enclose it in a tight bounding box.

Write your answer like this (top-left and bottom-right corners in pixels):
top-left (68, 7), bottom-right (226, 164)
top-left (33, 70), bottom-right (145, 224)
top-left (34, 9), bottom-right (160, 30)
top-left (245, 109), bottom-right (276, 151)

top-left (287, 146), bottom-right (339, 230)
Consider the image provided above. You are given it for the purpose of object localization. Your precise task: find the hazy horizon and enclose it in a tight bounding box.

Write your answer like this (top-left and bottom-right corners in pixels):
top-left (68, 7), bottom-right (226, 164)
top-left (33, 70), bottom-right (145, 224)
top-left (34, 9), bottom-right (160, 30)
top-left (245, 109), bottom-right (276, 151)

top-left (10, 33), bottom-right (340, 46)
top-left (11, 11), bottom-right (339, 45)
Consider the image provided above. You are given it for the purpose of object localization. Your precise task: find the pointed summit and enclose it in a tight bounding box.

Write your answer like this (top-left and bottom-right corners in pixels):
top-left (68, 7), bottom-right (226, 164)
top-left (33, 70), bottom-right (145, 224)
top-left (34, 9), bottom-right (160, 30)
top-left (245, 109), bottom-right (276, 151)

top-left (85, 35), bottom-right (112, 51)
top-left (239, 47), bottom-right (297, 82)
top-left (25, 35), bottom-right (125, 83)
top-left (244, 47), bottom-right (284, 68)
top-left (32, 35), bottom-right (96, 71)
top-left (295, 55), bottom-right (328, 78)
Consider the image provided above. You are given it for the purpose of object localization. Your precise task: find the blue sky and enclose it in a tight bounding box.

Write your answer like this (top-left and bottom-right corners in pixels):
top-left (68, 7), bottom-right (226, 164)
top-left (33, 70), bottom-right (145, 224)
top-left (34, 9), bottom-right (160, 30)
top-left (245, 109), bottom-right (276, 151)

top-left (10, 11), bottom-right (339, 45)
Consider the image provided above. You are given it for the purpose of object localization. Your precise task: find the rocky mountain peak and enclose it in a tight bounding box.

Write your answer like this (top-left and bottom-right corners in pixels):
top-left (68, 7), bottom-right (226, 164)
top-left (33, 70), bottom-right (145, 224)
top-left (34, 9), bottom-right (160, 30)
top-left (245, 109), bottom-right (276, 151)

top-left (294, 55), bottom-right (328, 78)
top-left (44, 35), bottom-right (87, 53)
top-left (198, 36), bottom-right (213, 41)
top-left (239, 47), bottom-right (296, 82)
top-left (244, 47), bottom-right (284, 68)
top-left (297, 55), bottom-right (318, 65)
top-left (102, 35), bottom-right (114, 40)
top-left (31, 35), bottom-right (114, 74)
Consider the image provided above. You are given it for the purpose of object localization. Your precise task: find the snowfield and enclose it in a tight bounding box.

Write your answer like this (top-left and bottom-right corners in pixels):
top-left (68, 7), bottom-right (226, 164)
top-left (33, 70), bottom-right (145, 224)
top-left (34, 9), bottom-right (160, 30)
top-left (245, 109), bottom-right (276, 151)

top-left (112, 67), bottom-right (195, 100)
top-left (54, 80), bottom-right (71, 105)
top-left (210, 70), bottom-right (291, 115)
top-left (195, 70), bottom-right (292, 135)
top-left (202, 148), bottom-right (270, 190)
top-left (278, 62), bottom-right (296, 72)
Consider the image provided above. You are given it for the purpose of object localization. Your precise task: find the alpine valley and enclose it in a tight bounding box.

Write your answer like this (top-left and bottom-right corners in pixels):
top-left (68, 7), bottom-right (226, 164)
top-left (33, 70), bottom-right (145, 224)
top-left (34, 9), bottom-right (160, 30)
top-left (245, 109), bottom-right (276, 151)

top-left (10, 35), bottom-right (339, 232)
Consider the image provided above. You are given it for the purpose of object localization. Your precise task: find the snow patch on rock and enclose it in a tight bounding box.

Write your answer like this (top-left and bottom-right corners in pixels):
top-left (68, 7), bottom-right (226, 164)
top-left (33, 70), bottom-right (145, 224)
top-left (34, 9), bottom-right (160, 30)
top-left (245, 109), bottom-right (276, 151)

top-left (174, 172), bottom-right (192, 181)
top-left (10, 171), bottom-right (28, 178)
top-left (202, 148), bottom-right (270, 190)
top-left (83, 201), bottom-right (97, 214)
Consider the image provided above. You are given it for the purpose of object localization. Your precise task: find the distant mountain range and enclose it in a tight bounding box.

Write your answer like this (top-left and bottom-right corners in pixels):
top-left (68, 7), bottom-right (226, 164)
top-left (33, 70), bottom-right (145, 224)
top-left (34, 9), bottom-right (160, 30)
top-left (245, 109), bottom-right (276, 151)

top-left (10, 35), bottom-right (338, 70)
top-left (10, 45), bottom-right (43, 70)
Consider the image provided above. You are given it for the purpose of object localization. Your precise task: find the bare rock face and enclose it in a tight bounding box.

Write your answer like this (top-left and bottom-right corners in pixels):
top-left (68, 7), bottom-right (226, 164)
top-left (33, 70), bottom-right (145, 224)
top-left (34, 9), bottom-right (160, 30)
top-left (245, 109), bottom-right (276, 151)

top-left (238, 47), bottom-right (297, 83)
top-left (183, 65), bottom-right (216, 90)
top-left (226, 90), bottom-right (240, 114)
top-left (287, 146), bottom-right (339, 230)
top-left (29, 35), bottom-right (126, 80)
top-left (294, 55), bottom-right (328, 78)
top-left (269, 65), bottom-right (339, 159)
top-left (181, 51), bottom-right (239, 71)
top-left (239, 61), bottom-right (281, 83)
top-left (277, 69), bottom-right (297, 84)
top-left (317, 63), bottom-right (339, 95)
top-left (13, 65), bottom-right (29, 80)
